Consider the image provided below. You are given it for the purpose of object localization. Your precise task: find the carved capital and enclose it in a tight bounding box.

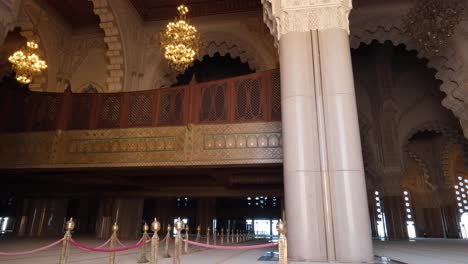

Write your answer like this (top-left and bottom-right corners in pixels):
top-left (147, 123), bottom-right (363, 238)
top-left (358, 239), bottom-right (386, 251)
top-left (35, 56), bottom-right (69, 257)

top-left (262, 0), bottom-right (352, 40)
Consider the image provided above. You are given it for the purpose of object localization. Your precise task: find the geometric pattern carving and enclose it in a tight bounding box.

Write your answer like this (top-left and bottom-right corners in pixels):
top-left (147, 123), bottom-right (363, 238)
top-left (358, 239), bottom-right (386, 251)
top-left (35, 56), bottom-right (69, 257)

top-left (270, 71), bottom-right (281, 120)
top-left (129, 94), bottom-right (153, 126)
top-left (69, 94), bottom-right (92, 129)
top-left (158, 89), bottom-right (185, 126)
top-left (98, 95), bottom-right (121, 128)
top-left (0, 122), bottom-right (282, 168)
top-left (200, 84), bottom-right (227, 123)
top-left (235, 78), bottom-right (263, 121)
top-left (32, 95), bottom-right (58, 131)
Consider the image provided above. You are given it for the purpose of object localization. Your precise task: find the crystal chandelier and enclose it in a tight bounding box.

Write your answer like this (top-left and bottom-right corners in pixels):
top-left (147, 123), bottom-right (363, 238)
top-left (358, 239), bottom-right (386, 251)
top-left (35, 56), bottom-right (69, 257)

top-left (160, 4), bottom-right (200, 72)
top-left (8, 41), bottom-right (47, 84)
top-left (403, 0), bottom-right (464, 54)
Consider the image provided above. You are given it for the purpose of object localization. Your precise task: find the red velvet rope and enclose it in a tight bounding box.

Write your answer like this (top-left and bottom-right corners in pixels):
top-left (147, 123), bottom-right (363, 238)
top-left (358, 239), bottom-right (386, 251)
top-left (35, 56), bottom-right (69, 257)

top-left (186, 240), bottom-right (277, 250)
top-left (0, 238), bottom-right (64, 256)
top-left (70, 239), bottom-right (144, 253)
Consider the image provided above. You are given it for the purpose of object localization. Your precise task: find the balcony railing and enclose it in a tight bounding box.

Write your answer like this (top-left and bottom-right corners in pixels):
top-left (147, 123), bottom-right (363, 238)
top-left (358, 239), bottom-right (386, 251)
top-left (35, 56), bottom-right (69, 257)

top-left (0, 69), bottom-right (281, 133)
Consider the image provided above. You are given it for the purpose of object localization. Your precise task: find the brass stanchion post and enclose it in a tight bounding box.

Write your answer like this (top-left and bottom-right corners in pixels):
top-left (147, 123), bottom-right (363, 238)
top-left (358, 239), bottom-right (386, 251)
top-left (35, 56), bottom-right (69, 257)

top-left (59, 218), bottom-right (75, 264)
top-left (206, 226), bottom-right (210, 245)
top-left (164, 224), bottom-right (171, 258)
top-left (137, 222), bottom-right (150, 263)
top-left (183, 226), bottom-right (189, 255)
top-left (109, 222), bottom-right (119, 264)
top-left (150, 218), bottom-right (160, 264)
top-left (195, 225), bottom-right (201, 242)
top-left (220, 228), bottom-right (224, 245)
top-left (173, 218), bottom-right (183, 264)
top-left (277, 219), bottom-right (287, 264)
top-left (226, 228), bottom-right (230, 244)
top-left (213, 228), bottom-right (217, 245)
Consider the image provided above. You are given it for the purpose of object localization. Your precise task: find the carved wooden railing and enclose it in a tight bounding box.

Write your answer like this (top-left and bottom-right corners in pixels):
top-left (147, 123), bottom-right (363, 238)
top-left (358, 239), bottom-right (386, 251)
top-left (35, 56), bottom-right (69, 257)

top-left (0, 69), bottom-right (281, 133)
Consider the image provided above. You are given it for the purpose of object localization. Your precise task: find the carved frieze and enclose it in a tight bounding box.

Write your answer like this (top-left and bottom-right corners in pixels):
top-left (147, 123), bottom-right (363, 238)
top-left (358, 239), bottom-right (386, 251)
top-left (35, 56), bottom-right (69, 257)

top-left (0, 122), bottom-right (283, 168)
top-left (262, 0), bottom-right (352, 40)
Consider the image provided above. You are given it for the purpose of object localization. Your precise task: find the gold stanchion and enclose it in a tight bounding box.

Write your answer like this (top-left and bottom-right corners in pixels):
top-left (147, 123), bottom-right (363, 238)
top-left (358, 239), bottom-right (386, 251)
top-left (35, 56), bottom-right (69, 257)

top-left (220, 228), bottom-right (224, 245)
top-left (195, 225), bottom-right (201, 242)
top-left (137, 222), bottom-right (150, 263)
top-left (183, 226), bottom-right (189, 255)
top-left (173, 218), bottom-right (183, 264)
top-left (109, 222), bottom-right (119, 264)
top-left (206, 226), bottom-right (210, 245)
top-left (150, 218), bottom-right (160, 264)
top-left (59, 218), bottom-right (75, 264)
top-left (213, 229), bottom-right (217, 245)
top-left (164, 224), bottom-right (171, 258)
top-left (226, 228), bottom-right (230, 244)
top-left (277, 219), bottom-right (287, 264)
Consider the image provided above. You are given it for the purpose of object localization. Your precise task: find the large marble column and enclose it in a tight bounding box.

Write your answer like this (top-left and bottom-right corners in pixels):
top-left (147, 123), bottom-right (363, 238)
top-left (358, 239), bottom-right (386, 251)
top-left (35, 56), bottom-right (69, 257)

top-left (262, 0), bottom-right (373, 262)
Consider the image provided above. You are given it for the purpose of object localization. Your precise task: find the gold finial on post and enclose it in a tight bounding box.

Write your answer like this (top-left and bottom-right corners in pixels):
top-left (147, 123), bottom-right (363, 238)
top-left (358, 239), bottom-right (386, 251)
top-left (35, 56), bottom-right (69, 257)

top-left (184, 225), bottom-right (189, 255)
top-left (226, 228), bottom-right (230, 244)
top-left (277, 219), bottom-right (287, 264)
top-left (206, 226), bottom-right (211, 245)
top-left (196, 225), bottom-right (201, 242)
top-left (150, 218), bottom-right (161, 264)
top-left (137, 222), bottom-right (150, 263)
top-left (59, 218), bottom-right (75, 264)
top-left (221, 228), bottom-right (224, 245)
top-left (214, 228), bottom-right (217, 245)
top-left (173, 218), bottom-right (184, 264)
top-left (109, 222), bottom-right (119, 264)
top-left (164, 224), bottom-right (171, 258)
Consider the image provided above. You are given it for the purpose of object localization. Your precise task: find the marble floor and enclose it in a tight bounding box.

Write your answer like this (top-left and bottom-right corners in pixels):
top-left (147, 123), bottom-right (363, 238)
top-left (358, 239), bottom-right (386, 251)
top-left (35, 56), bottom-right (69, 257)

top-left (0, 237), bottom-right (466, 263)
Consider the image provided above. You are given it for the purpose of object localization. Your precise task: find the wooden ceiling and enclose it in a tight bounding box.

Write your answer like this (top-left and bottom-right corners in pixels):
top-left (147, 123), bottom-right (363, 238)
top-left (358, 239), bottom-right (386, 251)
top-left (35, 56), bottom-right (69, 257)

top-left (130, 0), bottom-right (262, 21)
top-left (39, 0), bottom-right (410, 28)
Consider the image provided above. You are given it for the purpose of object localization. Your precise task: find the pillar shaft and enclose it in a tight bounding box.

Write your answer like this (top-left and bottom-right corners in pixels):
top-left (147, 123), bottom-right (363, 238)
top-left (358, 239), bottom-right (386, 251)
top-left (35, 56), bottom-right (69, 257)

top-left (381, 195), bottom-right (406, 239)
top-left (279, 28), bottom-right (373, 262)
top-left (279, 31), bottom-right (327, 262)
top-left (318, 28), bottom-right (373, 262)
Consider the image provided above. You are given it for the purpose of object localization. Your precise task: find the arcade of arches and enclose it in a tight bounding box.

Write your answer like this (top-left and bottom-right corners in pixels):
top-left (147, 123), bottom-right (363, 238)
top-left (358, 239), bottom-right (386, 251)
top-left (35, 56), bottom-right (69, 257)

top-left (1, 0), bottom-right (468, 263)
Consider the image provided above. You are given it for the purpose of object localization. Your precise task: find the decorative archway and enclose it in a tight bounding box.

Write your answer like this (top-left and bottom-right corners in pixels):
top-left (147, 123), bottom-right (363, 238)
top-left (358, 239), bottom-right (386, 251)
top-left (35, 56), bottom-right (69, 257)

top-left (349, 19), bottom-right (468, 139)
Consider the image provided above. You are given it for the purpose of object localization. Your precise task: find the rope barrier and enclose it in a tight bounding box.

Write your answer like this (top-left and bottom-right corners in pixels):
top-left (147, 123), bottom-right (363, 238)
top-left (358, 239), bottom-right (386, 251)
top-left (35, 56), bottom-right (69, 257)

top-left (186, 240), bottom-right (277, 250)
top-left (69, 239), bottom-right (144, 253)
top-left (0, 238), bottom-right (64, 256)
top-left (96, 238), bottom-right (112, 249)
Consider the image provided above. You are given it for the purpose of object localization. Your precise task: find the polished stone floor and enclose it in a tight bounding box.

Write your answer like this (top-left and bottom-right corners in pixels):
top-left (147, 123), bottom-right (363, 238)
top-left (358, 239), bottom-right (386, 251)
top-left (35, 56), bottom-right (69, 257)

top-left (0, 237), bottom-right (466, 263)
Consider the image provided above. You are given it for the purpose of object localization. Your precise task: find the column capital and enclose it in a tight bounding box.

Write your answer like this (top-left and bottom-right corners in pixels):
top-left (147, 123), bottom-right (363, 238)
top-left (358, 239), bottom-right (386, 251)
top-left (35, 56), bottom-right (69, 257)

top-left (262, 0), bottom-right (352, 41)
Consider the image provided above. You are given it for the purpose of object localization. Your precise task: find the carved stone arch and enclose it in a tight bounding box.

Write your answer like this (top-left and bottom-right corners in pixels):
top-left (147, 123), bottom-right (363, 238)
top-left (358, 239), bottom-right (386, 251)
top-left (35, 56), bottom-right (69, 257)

top-left (78, 81), bottom-right (104, 93)
top-left (196, 32), bottom-right (269, 71)
top-left (403, 121), bottom-right (468, 189)
top-left (89, 0), bottom-right (125, 92)
top-left (349, 18), bottom-right (468, 139)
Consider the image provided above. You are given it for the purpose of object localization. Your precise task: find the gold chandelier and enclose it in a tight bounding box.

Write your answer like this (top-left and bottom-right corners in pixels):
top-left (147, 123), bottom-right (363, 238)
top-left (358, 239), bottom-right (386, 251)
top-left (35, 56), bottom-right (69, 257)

top-left (160, 4), bottom-right (200, 72)
top-left (8, 41), bottom-right (47, 84)
top-left (403, 0), bottom-right (464, 54)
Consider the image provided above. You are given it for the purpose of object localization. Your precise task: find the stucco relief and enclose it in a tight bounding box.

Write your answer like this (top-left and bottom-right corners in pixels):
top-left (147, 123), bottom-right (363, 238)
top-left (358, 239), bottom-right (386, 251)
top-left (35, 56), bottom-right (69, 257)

top-left (349, 17), bottom-right (468, 140)
top-left (261, 0), bottom-right (352, 41)
top-left (0, 122), bottom-right (283, 168)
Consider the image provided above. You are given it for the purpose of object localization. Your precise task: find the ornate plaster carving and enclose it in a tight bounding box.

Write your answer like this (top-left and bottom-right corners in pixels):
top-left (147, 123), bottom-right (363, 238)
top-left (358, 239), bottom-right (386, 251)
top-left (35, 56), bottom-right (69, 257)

top-left (0, 122), bottom-right (283, 168)
top-left (261, 0), bottom-right (352, 41)
top-left (197, 34), bottom-right (264, 71)
top-left (89, 0), bottom-right (125, 92)
top-left (349, 17), bottom-right (468, 140)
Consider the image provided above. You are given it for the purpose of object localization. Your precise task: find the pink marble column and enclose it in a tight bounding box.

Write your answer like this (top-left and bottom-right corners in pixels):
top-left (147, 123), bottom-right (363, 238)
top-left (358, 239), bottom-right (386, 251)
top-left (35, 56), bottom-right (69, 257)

top-left (279, 31), bottom-right (327, 262)
top-left (318, 28), bottom-right (373, 262)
